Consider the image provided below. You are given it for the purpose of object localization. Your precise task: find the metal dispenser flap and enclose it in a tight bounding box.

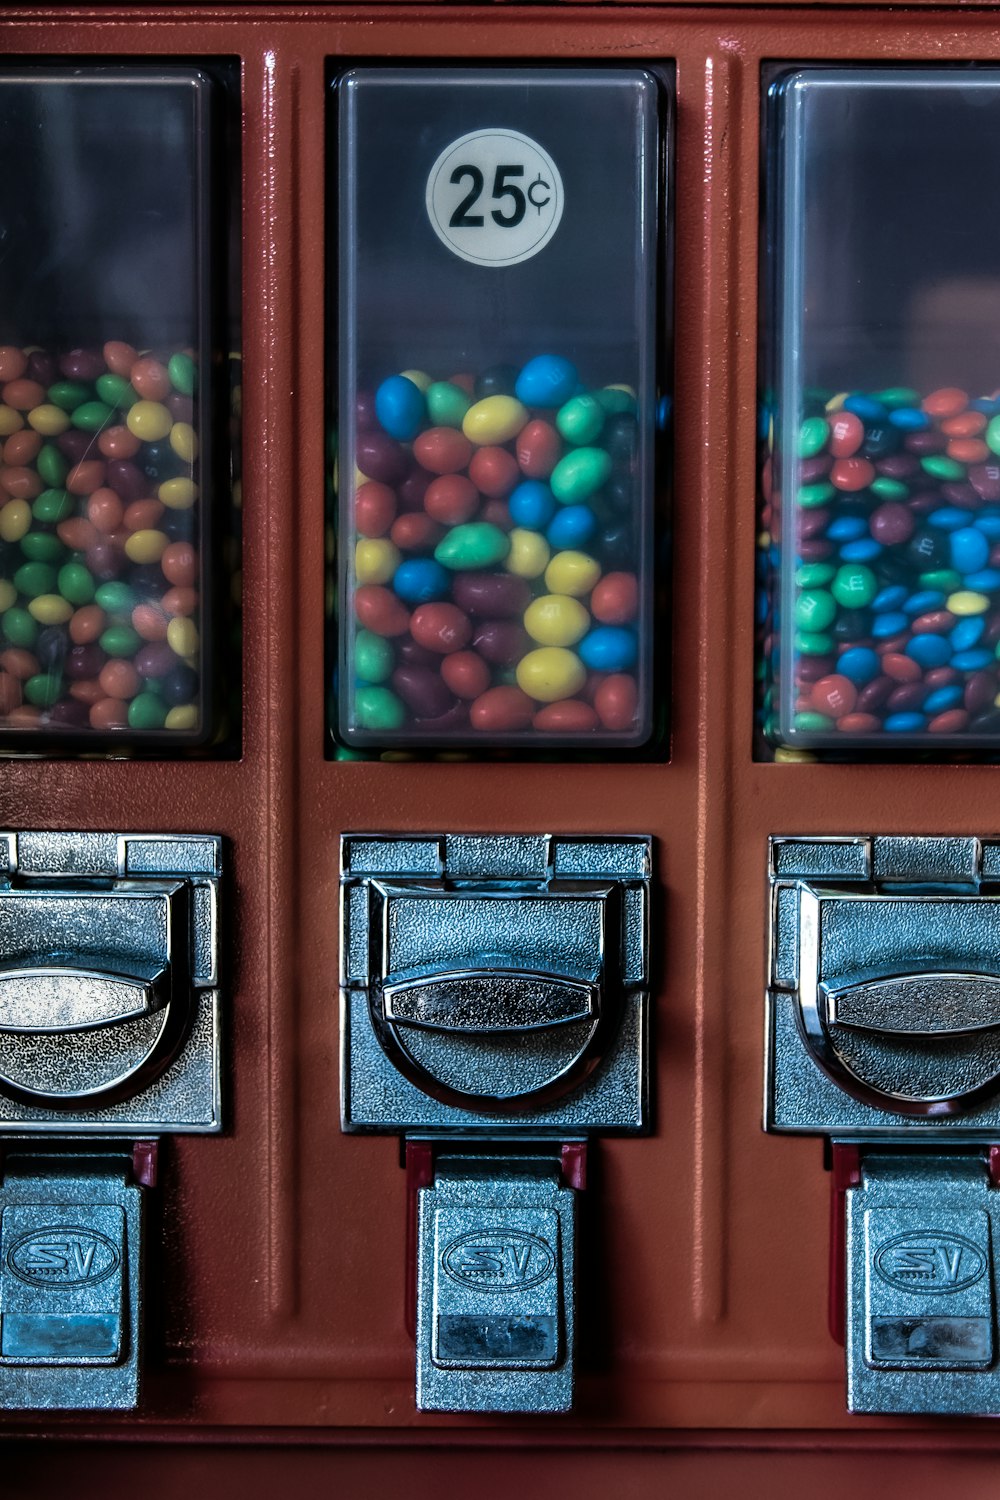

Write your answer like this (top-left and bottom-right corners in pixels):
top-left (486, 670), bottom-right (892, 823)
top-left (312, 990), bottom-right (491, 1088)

top-left (825, 973), bottom-right (1000, 1036)
top-left (0, 962), bottom-right (168, 1033)
top-left (383, 970), bottom-right (598, 1034)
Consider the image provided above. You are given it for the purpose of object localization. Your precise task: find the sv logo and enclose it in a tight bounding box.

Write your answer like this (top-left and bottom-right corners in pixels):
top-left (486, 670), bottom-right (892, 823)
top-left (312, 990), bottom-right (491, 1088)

top-left (441, 1229), bottom-right (555, 1294)
top-left (874, 1230), bottom-right (988, 1295)
top-left (6, 1226), bottom-right (120, 1289)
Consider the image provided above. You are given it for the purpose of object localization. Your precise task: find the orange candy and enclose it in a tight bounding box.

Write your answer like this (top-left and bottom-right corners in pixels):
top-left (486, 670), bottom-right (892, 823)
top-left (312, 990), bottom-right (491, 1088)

top-left (161, 542), bottom-right (197, 588)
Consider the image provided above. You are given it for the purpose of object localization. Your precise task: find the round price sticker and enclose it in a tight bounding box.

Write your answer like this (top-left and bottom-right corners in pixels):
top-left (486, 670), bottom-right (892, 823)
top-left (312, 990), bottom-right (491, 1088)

top-left (426, 129), bottom-right (564, 268)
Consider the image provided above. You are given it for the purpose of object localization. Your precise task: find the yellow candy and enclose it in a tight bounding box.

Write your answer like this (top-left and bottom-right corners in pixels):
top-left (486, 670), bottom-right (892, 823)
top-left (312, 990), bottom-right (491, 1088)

top-left (504, 528), bottom-right (550, 579)
top-left (0, 499), bottom-right (31, 543)
top-left (825, 392), bottom-right (849, 413)
top-left (355, 538), bottom-right (401, 586)
top-left (544, 550), bottom-right (601, 598)
top-left (159, 477), bottom-right (198, 510)
top-left (524, 593), bottom-right (590, 647)
top-left (28, 594), bottom-right (73, 625)
top-left (167, 616), bottom-right (199, 658)
top-left (462, 395), bottom-right (529, 446)
top-left (774, 747), bottom-right (817, 764)
top-left (516, 647), bottom-right (586, 704)
top-left (400, 368), bottom-right (432, 392)
top-left (0, 580), bottom-right (15, 613)
top-left (170, 422), bottom-right (198, 462)
top-left (947, 590), bottom-right (990, 616)
top-left (0, 408), bottom-right (23, 437)
top-left (124, 529), bottom-right (169, 565)
top-left (127, 400), bottom-right (172, 442)
top-left (165, 704), bottom-right (199, 731)
top-left (26, 403), bottom-right (70, 436)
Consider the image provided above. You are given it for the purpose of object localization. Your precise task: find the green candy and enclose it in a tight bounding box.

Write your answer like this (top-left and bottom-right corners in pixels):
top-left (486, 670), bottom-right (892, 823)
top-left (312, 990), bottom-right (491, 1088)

top-left (99, 624), bottom-right (141, 656)
top-left (556, 394), bottom-right (604, 446)
top-left (435, 522), bottom-right (510, 571)
top-left (797, 481), bottom-right (835, 509)
top-left (1, 607), bottom-right (37, 647)
top-left (425, 381), bottom-right (471, 429)
top-left (920, 569), bottom-right (963, 594)
top-left (872, 387), bottom-right (919, 408)
top-left (36, 444), bottom-right (69, 487)
top-left (987, 415), bottom-right (1000, 457)
top-left (354, 630), bottom-right (394, 684)
top-left (794, 587), bottom-right (836, 633)
top-left (795, 563), bottom-right (836, 587)
top-left (550, 447), bottom-right (612, 503)
top-left (20, 532), bottom-right (65, 564)
top-left (921, 454), bottom-right (966, 482)
top-left (798, 416), bottom-right (829, 458)
top-left (596, 386), bottom-right (636, 416)
top-left (47, 380), bottom-right (91, 412)
top-left (354, 685), bottom-right (405, 731)
top-left (870, 477), bottom-right (909, 501)
top-left (168, 353), bottom-right (197, 397)
top-left (95, 581), bottom-right (137, 615)
top-left (71, 400), bottom-right (114, 432)
top-left (32, 488), bottom-right (73, 525)
top-left (832, 564), bottom-right (877, 610)
top-left (128, 692), bottom-right (168, 730)
top-left (57, 562), bottom-right (95, 606)
top-left (794, 711), bottom-right (835, 732)
top-left (794, 630), bottom-right (834, 656)
top-left (13, 561), bottom-right (56, 598)
top-left (24, 673), bottom-right (63, 708)
top-left (96, 373), bottom-right (137, 410)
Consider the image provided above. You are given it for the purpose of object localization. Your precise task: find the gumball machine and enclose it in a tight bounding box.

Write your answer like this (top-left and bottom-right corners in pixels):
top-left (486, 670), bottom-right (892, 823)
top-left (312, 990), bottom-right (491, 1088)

top-left (6, 2), bottom-right (1000, 1497)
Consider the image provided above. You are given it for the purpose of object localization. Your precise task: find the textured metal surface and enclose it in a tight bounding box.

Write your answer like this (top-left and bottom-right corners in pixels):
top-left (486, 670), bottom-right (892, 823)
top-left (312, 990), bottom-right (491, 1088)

top-left (416, 1160), bottom-right (574, 1413)
top-left (0, 1163), bottom-right (142, 1410)
top-left (0, 834), bottom-right (222, 1130)
top-left (766, 837), bottom-right (1000, 1130)
top-left (341, 833), bottom-right (649, 1127)
top-left (846, 1154), bottom-right (1000, 1414)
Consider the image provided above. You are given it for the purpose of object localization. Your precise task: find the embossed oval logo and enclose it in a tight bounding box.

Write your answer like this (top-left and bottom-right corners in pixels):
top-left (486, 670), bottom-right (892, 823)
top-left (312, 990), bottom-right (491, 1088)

top-left (6, 1226), bottom-right (120, 1288)
top-left (874, 1230), bottom-right (987, 1295)
top-left (441, 1229), bottom-right (555, 1293)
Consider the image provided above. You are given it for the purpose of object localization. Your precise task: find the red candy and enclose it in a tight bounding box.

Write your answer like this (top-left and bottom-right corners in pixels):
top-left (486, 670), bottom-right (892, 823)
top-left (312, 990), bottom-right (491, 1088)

top-left (355, 480), bottom-right (396, 538)
top-left (470, 685), bottom-right (534, 732)
top-left (410, 602), bottom-right (472, 654)
top-left (424, 474), bottom-right (478, 525)
top-left (354, 584), bottom-right (410, 637)
top-left (516, 419), bottom-right (562, 477)
top-left (468, 445), bottom-right (520, 498)
top-left (591, 572), bottom-right (638, 625)
top-left (594, 674), bottom-right (639, 731)
top-left (412, 426), bottom-right (472, 475)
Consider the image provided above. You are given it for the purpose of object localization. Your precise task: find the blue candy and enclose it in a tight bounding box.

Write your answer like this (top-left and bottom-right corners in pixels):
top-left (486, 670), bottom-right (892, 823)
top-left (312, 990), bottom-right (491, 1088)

top-left (840, 539), bottom-right (883, 562)
top-left (579, 626), bottom-right (638, 673)
top-left (872, 612), bottom-right (909, 638)
top-left (971, 398), bottom-right (1000, 415)
top-left (547, 504), bottom-right (596, 550)
top-left (888, 407), bottom-right (931, 431)
top-left (843, 395), bottom-right (887, 421)
top-left (977, 514), bottom-right (1000, 537)
top-left (966, 569), bottom-right (1000, 592)
top-left (375, 374), bottom-right (426, 442)
top-left (828, 516), bottom-right (867, 541)
top-left (951, 617), bottom-right (986, 651)
top-left (509, 480), bottom-right (556, 531)
top-left (950, 526), bottom-right (990, 574)
top-left (924, 686), bottom-right (964, 715)
top-left (904, 591), bottom-right (946, 616)
top-left (885, 712), bottom-right (927, 733)
top-left (951, 648), bottom-right (994, 672)
top-left (392, 558), bottom-right (450, 605)
top-left (838, 647), bottom-right (880, 684)
top-left (872, 586), bottom-right (908, 613)
top-left (927, 508), bottom-right (968, 531)
top-left (514, 354), bottom-right (579, 409)
top-left (906, 633), bottom-right (951, 668)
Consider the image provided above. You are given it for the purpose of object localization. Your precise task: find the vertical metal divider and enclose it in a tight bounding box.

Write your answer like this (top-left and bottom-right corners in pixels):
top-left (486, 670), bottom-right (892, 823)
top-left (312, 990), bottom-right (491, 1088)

top-left (242, 41), bottom-right (302, 1322)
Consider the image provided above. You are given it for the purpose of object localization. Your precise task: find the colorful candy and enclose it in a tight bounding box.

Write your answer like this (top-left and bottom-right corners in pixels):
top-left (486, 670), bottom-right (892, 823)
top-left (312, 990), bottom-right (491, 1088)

top-left (761, 383), bottom-right (1000, 745)
top-left (0, 342), bottom-right (202, 737)
top-left (346, 355), bottom-right (644, 739)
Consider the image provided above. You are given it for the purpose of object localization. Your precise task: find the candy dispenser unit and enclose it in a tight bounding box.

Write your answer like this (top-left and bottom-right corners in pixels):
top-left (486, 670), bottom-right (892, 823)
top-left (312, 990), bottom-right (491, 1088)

top-left (761, 68), bottom-right (1000, 755)
top-left (0, 66), bottom-right (231, 752)
top-left (334, 68), bottom-right (663, 751)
